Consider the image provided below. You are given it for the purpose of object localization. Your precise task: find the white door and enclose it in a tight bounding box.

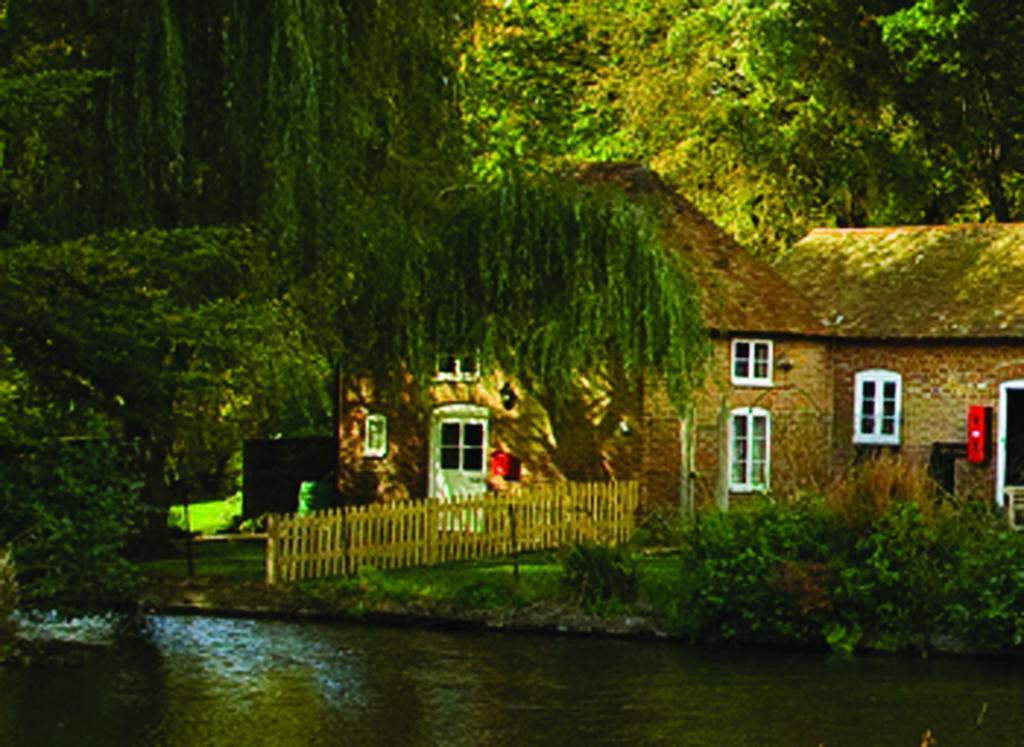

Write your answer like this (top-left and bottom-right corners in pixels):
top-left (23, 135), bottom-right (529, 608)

top-left (428, 404), bottom-right (490, 500)
top-left (997, 380), bottom-right (1024, 505)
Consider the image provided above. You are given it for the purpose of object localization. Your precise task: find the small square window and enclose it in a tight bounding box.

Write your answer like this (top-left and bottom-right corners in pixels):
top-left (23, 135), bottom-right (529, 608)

top-left (435, 353), bottom-right (481, 382)
top-left (731, 339), bottom-right (773, 386)
top-left (363, 413), bottom-right (388, 458)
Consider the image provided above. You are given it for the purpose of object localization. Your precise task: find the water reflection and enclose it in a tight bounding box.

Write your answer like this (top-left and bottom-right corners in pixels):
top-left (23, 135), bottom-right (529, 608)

top-left (1, 615), bottom-right (1023, 746)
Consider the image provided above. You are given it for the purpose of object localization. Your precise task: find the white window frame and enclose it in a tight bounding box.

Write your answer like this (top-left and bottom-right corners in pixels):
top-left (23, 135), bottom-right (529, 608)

top-left (363, 413), bottom-right (388, 458)
top-left (728, 407), bottom-right (771, 492)
top-left (434, 353), bottom-right (481, 382)
top-left (853, 369), bottom-right (902, 445)
top-left (731, 339), bottom-right (773, 387)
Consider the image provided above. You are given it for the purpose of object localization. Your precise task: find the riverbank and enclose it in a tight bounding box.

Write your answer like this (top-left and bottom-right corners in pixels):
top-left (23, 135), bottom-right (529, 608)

top-left (131, 494), bottom-right (1024, 659)
top-left (136, 541), bottom-right (679, 641)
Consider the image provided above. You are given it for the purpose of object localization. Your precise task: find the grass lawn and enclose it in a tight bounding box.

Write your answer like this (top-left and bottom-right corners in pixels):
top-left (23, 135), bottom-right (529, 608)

top-left (167, 497), bottom-right (242, 535)
top-left (142, 538), bottom-right (266, 582)
top-left (139, 537), bottom-right (683, 621)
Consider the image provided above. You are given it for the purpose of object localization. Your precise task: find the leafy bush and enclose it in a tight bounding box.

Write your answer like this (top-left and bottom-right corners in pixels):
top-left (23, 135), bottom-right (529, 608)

top-left (674, 492), bottom-right (1024, 653)
top-left (833, 501), bottom-right (945, 650)
top-left (631, 506), bottom-right (693, 548)
top-left (934, 504), bottom-right (1024, 650)
top-left (0, 439), bottom-right (142, 613)
top-left (561, 542), bottom-right (638, 609)
top-left (681, 497), bottom-right (844, 644)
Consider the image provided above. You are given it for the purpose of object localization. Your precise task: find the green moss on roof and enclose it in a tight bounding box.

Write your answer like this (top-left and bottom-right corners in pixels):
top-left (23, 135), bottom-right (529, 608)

top-left (775, 224), bottom-right (1024, 338)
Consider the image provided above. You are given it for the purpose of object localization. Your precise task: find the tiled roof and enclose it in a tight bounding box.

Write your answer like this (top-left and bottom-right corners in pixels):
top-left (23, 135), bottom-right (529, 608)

top-left (577, 163), bottom-right (824, 336)
top-left (775, 224), bottom-right (1024, 338)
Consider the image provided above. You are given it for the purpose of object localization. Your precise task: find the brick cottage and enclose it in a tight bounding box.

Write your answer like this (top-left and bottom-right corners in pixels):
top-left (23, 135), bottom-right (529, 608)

top-left (280, 166), bottom-right (1024, 523)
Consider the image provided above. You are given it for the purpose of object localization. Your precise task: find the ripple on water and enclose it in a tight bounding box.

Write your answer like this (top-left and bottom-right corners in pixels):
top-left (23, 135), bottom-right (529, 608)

top-left (2, 615), bottom-right (1024, 747)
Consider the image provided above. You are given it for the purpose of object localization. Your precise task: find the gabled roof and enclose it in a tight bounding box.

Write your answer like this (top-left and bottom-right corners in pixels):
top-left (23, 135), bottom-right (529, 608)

top-left (577, 163), bottom-right (824, 337)
top-left (776, 224), bottom-right (1024, 339)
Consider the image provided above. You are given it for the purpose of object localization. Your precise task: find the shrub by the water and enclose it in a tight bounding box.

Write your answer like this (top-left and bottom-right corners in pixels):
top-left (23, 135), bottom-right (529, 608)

top-left (561, 542), bottom-right (639, 608)
top-left (677, 497), bottom-right (844, 645)
top-left (674, 485), bottom-right (1024, 653)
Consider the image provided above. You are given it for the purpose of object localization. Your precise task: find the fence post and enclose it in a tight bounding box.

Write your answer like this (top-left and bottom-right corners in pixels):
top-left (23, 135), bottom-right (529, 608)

top-left (265, 514), bottom-right (277, 586)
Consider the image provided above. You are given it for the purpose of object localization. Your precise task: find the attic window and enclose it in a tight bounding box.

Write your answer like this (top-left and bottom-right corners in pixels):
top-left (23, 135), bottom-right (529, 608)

top-left (854, 370), bottom-right (902, 445)
top-left (435, 353), bottom-right (480, 382)
top-left (731, 339), bottom-right (773, 386)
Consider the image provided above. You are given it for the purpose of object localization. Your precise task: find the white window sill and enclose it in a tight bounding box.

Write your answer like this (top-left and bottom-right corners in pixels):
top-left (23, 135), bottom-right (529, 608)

top-left (731, 378), bottom-right (773, 388)
top-left (853, 436), bottom-right (901, 446)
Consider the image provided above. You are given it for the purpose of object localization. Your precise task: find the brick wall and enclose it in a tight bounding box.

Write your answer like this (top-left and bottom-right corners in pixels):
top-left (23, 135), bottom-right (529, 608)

top-left (338, 372), bottom-right (647, 503)
top-left (684, 337), bottom-right (834, 501)
top-left (832, 340), bottom-right (1024, 499)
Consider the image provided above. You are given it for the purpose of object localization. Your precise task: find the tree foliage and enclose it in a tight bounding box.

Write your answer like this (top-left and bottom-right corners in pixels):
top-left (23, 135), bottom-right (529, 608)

top-left (432, 173), bottom-right (707, 412)
top-left (0, 0), bottom-right (473, 532)
top-left (463, 0), bottom-right (1024, 254)
top-left (0, 0), bottom-right (714, 587)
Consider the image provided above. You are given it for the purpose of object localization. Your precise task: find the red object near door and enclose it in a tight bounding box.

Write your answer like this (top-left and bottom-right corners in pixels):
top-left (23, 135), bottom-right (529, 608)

top-left (490, 450), bottom-right (521, 481)
top-left (967, 405), bottom-right (991, 464)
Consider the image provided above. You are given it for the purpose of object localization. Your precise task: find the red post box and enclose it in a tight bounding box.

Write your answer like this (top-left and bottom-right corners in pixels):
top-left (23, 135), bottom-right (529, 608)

top-left (967, 405), bottom-right (991, 464)
top-left (490, 450), bottom-right (521, 481)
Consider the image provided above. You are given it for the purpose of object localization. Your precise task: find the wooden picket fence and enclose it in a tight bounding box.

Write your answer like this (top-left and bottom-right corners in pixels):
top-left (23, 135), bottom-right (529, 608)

top-left (265, 481), bottom-right (639, 585)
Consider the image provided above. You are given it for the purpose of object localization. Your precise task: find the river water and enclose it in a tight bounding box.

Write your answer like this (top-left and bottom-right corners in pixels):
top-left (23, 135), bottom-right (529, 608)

top-left (1, 614), bottom-right (1023, 746)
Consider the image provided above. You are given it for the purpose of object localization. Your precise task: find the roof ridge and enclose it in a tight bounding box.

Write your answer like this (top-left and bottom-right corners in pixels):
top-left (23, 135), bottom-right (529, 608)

top-left (805, 223), bottom-right (1024, 237)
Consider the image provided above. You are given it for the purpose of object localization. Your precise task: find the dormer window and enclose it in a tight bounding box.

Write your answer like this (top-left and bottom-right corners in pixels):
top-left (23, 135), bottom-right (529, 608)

top-left (435, 353), bottom-right (480, 382)
top-left (731, 339), bottom-right (773, 386)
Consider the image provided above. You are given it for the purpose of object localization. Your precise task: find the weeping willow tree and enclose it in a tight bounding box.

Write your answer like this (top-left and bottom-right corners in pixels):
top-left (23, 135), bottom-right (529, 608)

top-left (0, 0), bottom-right (475, 536)
top-left (435, 171), bottom-right (706, 406)
top-left (313, 166), bottom-right (709, 479)
top-left (441, 170), bottom-right (709, 478)
top-left (3, 0), bottom-right (470, 259)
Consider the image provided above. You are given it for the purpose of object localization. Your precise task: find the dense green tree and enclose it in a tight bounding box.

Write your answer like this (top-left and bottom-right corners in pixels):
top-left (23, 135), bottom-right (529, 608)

top-left (0, 0), bottom-right (712, 585)
top-left (0, 0), bottom-right (474, 533)
top-left (462, 0), bottom-right (1024, 254)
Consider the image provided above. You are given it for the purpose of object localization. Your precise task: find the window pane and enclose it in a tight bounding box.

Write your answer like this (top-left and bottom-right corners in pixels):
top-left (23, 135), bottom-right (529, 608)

top-left (464, 423), bottom-right (484, 446)
top-left (463, 447), bottom-right (484, 471)
top-left (883, 381), bottom-right (897, 400)
top-left (751, 458), bottom-right (766, 487)
top-left (881, 417), bottom-right (895, 435)
top-left (752, 417), bottom-right (767, 455)
top-left (441, 422), bottom-right (460, 447)
top-left (751, 417), bottom-right (767, 482)
top-left (861, 381), bottom-right (876, 400)
top-left (731, 415), bottom-right (748, 484)
top-left (753, 343), bottom-right (769, 379)
top-left (861, 415), bottom-right (875, 434)
top-left (733, 342), bottom-right (750, 378)
top-left (441, 447), bottom-right (460, 470)
top-left (461, 355), bottom-right (477, 376)
top-left (731, 454), bottom-right (747, 485)
top-left (438, 355), bottom-right (458, 375)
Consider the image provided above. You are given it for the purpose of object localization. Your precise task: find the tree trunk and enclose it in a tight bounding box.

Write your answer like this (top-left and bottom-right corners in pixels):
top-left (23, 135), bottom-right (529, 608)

top-left (132, 431), bottom-right (173, 553)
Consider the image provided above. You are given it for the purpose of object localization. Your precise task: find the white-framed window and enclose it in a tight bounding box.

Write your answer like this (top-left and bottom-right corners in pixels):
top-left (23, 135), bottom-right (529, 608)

top-left (363, 413), bottom-right (388, 458)
top-left (435, 353), bottom-right (480, 382)
top-left (854, 369), bottom-right (902, 445)
top-left (731, 339), bottom-right (773, 386)
top-left (729, 407), bottom-right (771, 492)
top-left (439, 419), bottom-right (487, 473)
